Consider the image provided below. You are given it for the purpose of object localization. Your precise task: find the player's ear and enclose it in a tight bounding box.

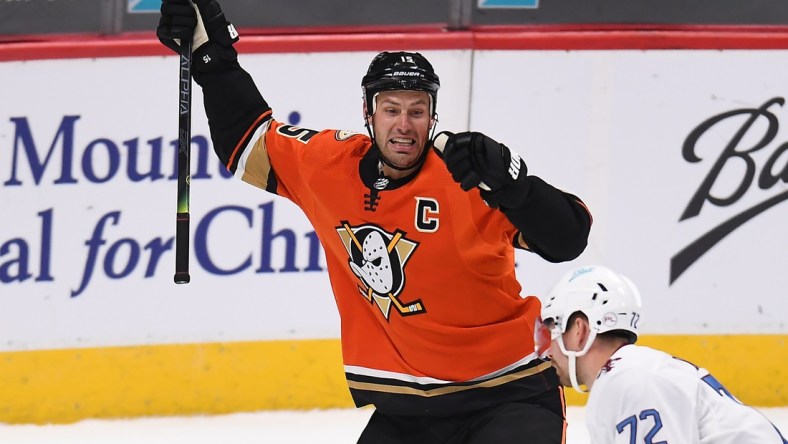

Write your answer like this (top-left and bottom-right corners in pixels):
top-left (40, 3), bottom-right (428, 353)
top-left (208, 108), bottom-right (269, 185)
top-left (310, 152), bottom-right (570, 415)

top-left (574, 317), bottom-right (592, 349)
top-left (363, 100), bottom-right (373, 125)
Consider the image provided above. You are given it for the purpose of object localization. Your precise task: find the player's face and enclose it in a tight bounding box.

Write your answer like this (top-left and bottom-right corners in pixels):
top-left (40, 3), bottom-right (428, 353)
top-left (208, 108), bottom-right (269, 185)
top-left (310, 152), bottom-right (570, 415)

top-left (371, 90), bottom-right (433, 178)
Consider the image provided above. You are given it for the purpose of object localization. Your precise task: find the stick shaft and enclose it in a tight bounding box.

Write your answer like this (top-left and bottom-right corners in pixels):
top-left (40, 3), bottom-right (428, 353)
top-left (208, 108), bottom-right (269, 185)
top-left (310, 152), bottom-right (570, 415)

top-left (174, 39), bottom-right (192, 284)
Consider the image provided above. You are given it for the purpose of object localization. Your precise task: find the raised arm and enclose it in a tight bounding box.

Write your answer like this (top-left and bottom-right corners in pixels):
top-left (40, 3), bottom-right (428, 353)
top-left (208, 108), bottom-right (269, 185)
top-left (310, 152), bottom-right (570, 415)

top-left (157, 0), bottom-right (271, 172)
top-left (437, 131), bottom-right (592, 262)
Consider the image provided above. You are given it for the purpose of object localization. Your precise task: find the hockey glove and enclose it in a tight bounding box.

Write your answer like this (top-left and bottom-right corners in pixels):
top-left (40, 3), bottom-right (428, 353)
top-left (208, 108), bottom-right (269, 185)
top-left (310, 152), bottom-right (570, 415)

top-left (157, 0), bottom-right (239, 73)
top-left (440, 131), bottom-right (530, 209)
top-left (157, 0), bottom-right (196, 52)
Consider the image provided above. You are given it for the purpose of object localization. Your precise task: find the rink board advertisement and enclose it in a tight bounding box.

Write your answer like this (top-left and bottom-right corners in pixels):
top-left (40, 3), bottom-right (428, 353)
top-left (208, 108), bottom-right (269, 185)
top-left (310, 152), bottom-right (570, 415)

top-left (1, 45), bottom-right (786, 422)
top-left (470, 50), bottom-right (788, 334)
top-left (0, 51), bottom-right (472, 351)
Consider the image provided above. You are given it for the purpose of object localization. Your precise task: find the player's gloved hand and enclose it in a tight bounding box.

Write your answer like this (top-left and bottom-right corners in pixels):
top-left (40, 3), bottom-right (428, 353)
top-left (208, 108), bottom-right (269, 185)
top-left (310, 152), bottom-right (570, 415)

top-left (439, 131), bottom-right (530, 209)
top-left (435, 131), bottom-right (481, 191)
top-left (157, 0), bottom-right (196, 53)
top-left (157, 0), bottom-right (239, 72)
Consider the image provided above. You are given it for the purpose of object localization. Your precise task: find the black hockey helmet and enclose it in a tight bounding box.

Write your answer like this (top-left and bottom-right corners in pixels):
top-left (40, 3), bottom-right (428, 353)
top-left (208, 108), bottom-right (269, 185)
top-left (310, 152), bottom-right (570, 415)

top-left (361, 51), bottom-right (440, 120)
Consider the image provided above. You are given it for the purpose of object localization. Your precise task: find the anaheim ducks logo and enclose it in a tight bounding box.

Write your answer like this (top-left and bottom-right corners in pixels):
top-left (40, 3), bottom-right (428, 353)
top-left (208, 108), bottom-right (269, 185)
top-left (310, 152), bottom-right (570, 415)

top-left (336, 221), bottom-right (425, 319)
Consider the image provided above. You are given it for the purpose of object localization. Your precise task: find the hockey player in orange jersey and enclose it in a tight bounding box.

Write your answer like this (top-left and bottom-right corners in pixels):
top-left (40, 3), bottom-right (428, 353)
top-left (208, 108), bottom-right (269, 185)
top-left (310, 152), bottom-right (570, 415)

top-left (158, 1), bottom-right (592, 442)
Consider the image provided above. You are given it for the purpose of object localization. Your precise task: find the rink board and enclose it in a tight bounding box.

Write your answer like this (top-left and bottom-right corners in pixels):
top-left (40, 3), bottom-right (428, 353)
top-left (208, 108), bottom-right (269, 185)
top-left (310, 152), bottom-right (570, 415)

top-left (2, 32), bottom-right (787, 423)
top-left (0, 334), bottom-right (785, 424)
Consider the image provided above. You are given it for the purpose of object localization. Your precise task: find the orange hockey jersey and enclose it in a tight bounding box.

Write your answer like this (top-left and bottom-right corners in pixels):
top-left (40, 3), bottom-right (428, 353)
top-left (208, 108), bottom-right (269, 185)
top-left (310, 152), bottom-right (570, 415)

top-left (223, 112), bottom-right (568, 415)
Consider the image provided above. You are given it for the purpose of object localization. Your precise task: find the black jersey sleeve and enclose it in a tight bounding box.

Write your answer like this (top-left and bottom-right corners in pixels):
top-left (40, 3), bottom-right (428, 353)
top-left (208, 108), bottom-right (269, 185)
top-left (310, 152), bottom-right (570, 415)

top-left (192, 61), bottom-right (272, 171)
top-left (501, 176), bottom-right (591, 262)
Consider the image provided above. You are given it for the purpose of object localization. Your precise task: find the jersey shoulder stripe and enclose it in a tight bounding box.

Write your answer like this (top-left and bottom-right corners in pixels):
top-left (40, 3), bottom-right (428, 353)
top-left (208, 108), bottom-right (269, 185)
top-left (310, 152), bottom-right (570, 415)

top-left (227, 109), bottom-right (273, 173)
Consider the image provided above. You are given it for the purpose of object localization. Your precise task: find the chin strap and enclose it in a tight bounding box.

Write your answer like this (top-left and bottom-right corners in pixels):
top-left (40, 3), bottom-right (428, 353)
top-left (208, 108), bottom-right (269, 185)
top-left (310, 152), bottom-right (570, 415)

top-left (557, 330), bottom-right (598, 394)
top-left (567, 354), bottom-right (586, 394)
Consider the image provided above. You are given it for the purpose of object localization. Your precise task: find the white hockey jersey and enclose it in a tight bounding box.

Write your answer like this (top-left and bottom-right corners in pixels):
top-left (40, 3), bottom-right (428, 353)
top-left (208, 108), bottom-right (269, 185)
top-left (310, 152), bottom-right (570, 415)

top-left (585, 344), bottom-right (786, 444)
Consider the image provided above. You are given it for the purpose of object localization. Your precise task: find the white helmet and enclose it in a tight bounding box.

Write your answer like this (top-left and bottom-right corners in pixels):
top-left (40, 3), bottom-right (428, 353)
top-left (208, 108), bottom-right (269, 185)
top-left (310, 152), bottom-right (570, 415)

top-left (540, 265), bottom-right (642, 393)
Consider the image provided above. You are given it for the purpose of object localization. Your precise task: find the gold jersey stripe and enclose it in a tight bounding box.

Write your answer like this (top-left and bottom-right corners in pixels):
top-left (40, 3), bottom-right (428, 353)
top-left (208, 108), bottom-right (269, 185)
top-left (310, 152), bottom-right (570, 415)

top-left (347, 361), bottom-right (552, 397)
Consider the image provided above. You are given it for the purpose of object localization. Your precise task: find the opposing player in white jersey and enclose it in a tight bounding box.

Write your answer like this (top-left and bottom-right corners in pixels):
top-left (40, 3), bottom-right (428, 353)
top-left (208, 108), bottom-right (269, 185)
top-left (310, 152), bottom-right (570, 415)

top-left (539, 265), bottom-right (787, 444)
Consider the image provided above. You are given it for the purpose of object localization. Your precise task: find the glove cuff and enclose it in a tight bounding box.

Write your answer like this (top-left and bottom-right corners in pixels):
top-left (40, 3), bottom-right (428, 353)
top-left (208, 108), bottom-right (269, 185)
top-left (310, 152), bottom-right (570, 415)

top-left (193, 43), bottom-right (238, 74)
top-left (479, 159), bottom-right (530, 209)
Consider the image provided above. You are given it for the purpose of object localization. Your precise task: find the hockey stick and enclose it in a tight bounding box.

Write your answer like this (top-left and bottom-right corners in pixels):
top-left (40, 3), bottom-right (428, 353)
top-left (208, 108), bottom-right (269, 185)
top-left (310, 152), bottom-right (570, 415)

top-left (174, 38), bottom-right (192, 284)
